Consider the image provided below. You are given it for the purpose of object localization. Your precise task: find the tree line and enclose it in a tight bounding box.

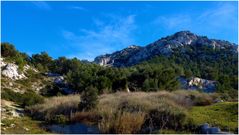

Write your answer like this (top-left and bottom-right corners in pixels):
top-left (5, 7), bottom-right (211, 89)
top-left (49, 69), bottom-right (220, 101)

top-left (1, 42), bottom-right (238, 97)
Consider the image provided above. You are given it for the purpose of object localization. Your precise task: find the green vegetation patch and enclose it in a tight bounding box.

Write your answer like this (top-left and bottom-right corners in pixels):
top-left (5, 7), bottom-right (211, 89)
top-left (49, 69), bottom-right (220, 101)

top-left (188, 102), bottom-right (238, 132)
top-left (1, 88), bottom-right (44, 107)
top-left (1, 117), bottom-right (48, 134)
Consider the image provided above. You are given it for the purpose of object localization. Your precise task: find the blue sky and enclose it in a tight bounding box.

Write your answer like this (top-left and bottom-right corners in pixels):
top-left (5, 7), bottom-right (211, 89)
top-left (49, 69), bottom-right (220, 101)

top-left (2, 1), bottom-right (238, 61)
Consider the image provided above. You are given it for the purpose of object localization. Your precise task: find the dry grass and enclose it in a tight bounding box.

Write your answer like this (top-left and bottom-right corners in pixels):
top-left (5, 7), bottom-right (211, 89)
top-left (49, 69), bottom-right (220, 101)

top-left (27, 94), bottom-right (80, 121)
top-left (70, 111), bottom-right (100, 124)
top-left (95, 90), bottom-right (218, 133)
top-left (98, 110), bottom-right (146, 134)
top-left (27, 90), bottom-right (219, 133)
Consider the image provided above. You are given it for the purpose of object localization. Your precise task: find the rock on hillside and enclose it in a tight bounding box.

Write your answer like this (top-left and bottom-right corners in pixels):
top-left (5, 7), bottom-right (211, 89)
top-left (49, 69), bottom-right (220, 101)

top-left (178, 76), bottom-right (216, 92)
top-left (1, 63), bottom-right (26, 80)
top-left (94, 31), bottom-right (238, 67)
top-left (1, 58), bottom-right (37, 80)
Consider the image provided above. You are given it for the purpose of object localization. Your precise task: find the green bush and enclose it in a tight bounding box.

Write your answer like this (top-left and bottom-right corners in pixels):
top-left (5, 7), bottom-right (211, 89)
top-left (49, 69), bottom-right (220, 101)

top-left (1, 88), bottom-right (23, 103)
top-left (1, 43), bottom-right (18, 57)
top-left (40, 84), bottom-right (62, 97)
top-left (144, 106), bottom-right (187, 131)
top-left (79, 86), bottom-right (98, 111)
top-left (21, 92), bottom-right (44, 107)
top-left (1, 88), bottom-right (44, 107)
top-left (50, 115), bottom-right (68, 124)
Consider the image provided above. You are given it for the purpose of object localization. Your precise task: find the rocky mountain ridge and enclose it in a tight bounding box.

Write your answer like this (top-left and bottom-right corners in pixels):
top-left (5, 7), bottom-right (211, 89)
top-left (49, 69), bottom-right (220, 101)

top-left (94, 31), bottom-right (238, 67)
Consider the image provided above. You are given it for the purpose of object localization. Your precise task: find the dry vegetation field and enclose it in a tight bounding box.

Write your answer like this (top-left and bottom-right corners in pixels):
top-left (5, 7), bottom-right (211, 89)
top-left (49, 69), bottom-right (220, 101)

top-left (25, 90), bottom-right (238, 134)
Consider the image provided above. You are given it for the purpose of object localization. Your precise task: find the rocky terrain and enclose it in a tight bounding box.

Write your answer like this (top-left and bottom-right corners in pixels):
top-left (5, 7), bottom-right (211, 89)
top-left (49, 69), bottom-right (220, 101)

top-left (179, 77), bottom-right (216, 92)
top-left (94, 31), bottom-right (238, 67)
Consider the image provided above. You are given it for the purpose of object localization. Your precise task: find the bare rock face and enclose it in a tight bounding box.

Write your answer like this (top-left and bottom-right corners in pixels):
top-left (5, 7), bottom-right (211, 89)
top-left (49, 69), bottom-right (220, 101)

top-left (1, 63), bottom-right (26, 80)
top-left (94, 55), bottom-right (112, 66)
top-left (94, 45), bottom-right (141, 67)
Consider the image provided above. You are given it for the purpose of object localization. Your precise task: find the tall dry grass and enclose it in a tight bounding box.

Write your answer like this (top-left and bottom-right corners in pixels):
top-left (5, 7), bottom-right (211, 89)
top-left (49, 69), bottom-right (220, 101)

top-left (98, 110), bottom-right (146, 134)
top-left (27, 90), bottom-right (218, 133)
top-left (26, 94), bottom-right (80, 121)
top-left (95, 90), bottom-right (218, 133)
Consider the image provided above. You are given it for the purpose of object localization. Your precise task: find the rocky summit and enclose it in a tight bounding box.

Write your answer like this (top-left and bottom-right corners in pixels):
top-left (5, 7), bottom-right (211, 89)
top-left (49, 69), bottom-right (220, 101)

top-left (94, 31), bottom-right (238, 67)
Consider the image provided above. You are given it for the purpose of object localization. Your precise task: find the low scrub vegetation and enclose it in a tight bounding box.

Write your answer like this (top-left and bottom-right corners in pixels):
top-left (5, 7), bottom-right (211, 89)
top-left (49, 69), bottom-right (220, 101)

top-left (27, 90), bottom-right (221, 133)
top-left (1, 88), bottom-right (44, 107)
top-left (1, 117), bottom-right (48, 134)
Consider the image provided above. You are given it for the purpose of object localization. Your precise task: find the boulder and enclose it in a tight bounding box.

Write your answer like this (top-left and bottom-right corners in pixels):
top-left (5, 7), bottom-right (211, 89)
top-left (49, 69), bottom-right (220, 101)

top-left (199, 123), bottom-right (228, 134)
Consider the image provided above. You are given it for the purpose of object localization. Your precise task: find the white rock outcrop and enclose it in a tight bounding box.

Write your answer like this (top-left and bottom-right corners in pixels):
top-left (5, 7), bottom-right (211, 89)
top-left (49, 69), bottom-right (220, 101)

top-left (1, 63), bottom-right (26, 80)
top-left (188, 77), bottom-right (216, 89)
top-left (1, 57), bottom-right (6, 67)
top-left (178, 76), bottom-right (216, 92)
top-left (54, 76), bottom-right (64, 84)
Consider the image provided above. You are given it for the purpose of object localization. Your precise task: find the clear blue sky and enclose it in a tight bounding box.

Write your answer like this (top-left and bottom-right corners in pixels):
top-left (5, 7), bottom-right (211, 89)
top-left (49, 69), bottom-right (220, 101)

top-left (2, 1), bottom-right (238, 61)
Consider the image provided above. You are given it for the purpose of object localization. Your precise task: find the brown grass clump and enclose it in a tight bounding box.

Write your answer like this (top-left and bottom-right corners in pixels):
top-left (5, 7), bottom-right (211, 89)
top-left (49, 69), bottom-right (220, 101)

top-left (70, 111), bottom-right (100, 124)
top-left (173, 90), bottom-right (216, 106)
top-left (98, 110), bottom-right (146, 134)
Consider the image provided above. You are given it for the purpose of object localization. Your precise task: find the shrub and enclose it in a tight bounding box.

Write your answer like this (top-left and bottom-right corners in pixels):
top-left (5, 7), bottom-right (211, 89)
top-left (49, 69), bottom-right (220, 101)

top-left (1, 88), bottom-right (44, 107)
top-left (1, 42), bottom-right (18, 57)
top-left (21, 92), bottom-right (44, 107)
top-left (40, 84), bottom-right (62, 97)
top-left (79, 86), bottom-right (98, 111)
top-left (1, 88), bottom-right (23, 103)
top-left (143, 102), bottom-right (188, 132)
top-left (51, 115), bottom-right (68, 124)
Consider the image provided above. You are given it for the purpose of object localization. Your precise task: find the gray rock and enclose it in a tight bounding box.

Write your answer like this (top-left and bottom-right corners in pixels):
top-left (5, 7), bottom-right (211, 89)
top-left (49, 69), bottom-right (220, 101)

top-left (199, 123), bottom-right (232, 134)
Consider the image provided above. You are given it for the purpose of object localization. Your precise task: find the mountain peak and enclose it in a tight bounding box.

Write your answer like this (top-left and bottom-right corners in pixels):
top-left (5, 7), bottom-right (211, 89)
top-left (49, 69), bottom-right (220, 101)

top-left (174, 30), bottom-right (194, 35)
top-left (127, 45), bottom-right (140, 49)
